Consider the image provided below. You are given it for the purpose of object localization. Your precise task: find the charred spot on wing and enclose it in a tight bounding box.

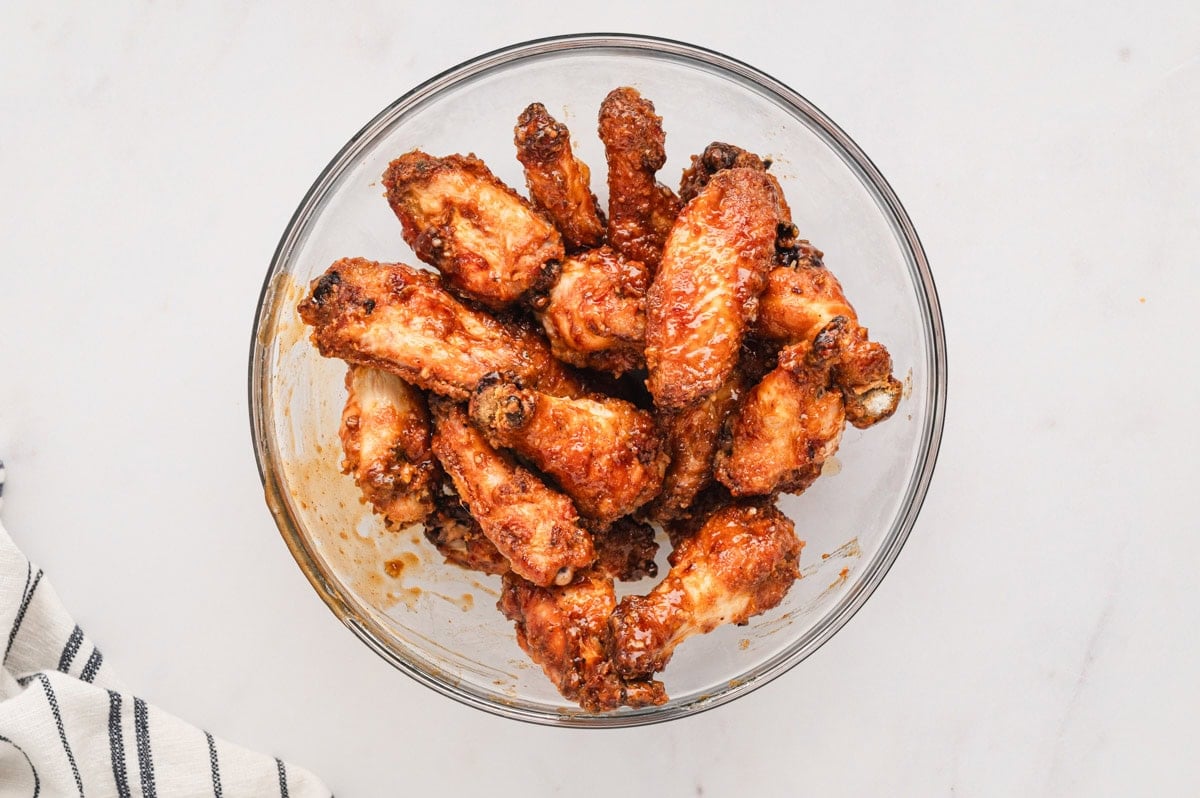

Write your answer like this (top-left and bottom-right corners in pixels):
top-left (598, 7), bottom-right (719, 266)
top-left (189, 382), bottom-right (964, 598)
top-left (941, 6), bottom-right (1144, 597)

top-left (311, 270), bottom-right (341, 305)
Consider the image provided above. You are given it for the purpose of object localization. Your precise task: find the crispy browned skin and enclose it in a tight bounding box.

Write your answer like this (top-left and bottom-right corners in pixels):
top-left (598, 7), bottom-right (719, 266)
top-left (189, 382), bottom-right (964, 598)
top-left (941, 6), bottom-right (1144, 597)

top-left (429, 399), bottom-right (595, 587)
top-left (383, 151), bottom-right (564, 308)
top-left (515, 103), bottom-right (606, 252)
top-left (645, 374), bottom-right (743, 523)
top-left (338, 366), bottom-right (437, 528)
top-left (644, 168), bottom-right (785, 409)
top-left (597, 87), bottom-right (682, 273)
top-left (754, 246), bottom-right (901, 427)
top-left (423, 479), bottom-right (509, 575)
top-left (678, 141), bottom-right (793, 224)
top-left (297, 258), bottom-right (584, 401)
top-left (469, 376), bottom-right (668, 524)
top-left (591, 517), bottom-right (659, 582)
top-left (714, 358), bottom-right (846, 496)
top-left (533, 246), bottom-right (648, 376)
top-left (610, 501), bottom-right (802, 678)
top-left (499, 571), bottom-right (667, 711)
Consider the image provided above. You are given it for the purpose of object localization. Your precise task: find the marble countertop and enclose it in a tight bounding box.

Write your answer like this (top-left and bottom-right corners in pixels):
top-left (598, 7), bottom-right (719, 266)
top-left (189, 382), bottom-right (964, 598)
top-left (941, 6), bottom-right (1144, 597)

top-left (2, 3), bottom-right (1197, 795)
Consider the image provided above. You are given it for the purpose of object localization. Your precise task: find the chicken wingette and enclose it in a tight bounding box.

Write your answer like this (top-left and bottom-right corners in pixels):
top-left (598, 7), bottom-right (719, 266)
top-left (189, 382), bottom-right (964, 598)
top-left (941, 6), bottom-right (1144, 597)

top-left (297, 258), bottom-right (584, 401)
top-left (383, 151), bottom-right (564, 308)
top-left (514, 102), bottom-right (606, 252)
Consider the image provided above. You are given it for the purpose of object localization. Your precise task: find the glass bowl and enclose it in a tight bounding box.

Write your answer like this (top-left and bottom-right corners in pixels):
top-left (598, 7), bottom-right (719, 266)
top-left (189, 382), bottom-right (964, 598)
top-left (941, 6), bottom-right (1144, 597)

top-left (249, 33), bottom-right (946, 727)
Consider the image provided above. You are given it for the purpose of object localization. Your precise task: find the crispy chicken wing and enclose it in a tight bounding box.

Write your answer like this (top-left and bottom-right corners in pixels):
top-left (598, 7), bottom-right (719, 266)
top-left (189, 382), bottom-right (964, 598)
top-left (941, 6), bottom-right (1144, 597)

top-left (590, 517), bottom-right (659, 582)
top-left (297, 258), bottom-right (584, 401)
top-left (597, 87), bottom-right (682, 273)
top-left (610, 501), bottom-right (802, 678)
top-left (514, 103), bottom-right (606, 252)
top-left (469, 376), bottom-right (668, 524)
top-left (532, 246), bottom-right (648, 376)
top-left (754, 247), bottom-right (901, 427)
top-left (714, 357), bottom-right (845, 496)
top-left (429, 399), bottom-right (595, 587)
top-left (645, 374), bottom-right (744, 522)
top-left (644, 167), bottom-right (786, 410)
top-left (499, 571), bottom-right (667, 711)
top-left (338, 365), bottom-right (438, 528)
top-left (423, 478), bottom-right (510, 576)
top-left (383, 151), bottom-right (564, 308)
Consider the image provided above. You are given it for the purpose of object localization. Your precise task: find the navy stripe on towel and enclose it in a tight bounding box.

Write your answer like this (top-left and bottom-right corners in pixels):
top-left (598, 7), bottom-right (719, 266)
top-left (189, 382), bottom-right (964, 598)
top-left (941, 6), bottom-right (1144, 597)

top-left (206, 732), bottom-right (224, 797)
top-left (107, 690), bottom-right (131, 798)
top-left (36, 674), bottom-right (83, 796)
top-left (80, 647), bottom-right (104, 683)
top-left (134, 697), bottom-right (156, 797)
top-left (58, 625), bottom-right (84, 674)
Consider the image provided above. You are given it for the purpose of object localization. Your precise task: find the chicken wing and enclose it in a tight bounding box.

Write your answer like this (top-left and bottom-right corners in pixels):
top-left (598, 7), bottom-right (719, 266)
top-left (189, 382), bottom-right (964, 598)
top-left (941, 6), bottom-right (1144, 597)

top-left (338, 365), bottom-right (437, 528)
top-left (597, 87), bottom-right (682, 273)
top-left (610, 501), bottom-right (802, 678)
top-left (591, 516), bottom-right (659, 582)
top-left (644, 167), bottom-right (786, 410)
top-left (469, 376), bottom-right (668, 524)
top-left (714, 357), bottom-right (845, 496)
top-left (429, 399), bottom-right (594, 587)
top-left (383, 151), bottom-right (564, 308)
top-left (753, 247), bottom-right (901, 427)
top-left (514, 103), bottom-right (606, 252)
top-left (532, 246), bottom-right (648, 376)
top-left (679, 141), bottom-right (768, 203)
top-left (423, 478), bottom-right (510, 576)
top-left (499, 571), bottom-right (667, 711)
top-left (645, 374), bottom-right (744, 523)
top-left (297, 258), bottom-right (584, 401)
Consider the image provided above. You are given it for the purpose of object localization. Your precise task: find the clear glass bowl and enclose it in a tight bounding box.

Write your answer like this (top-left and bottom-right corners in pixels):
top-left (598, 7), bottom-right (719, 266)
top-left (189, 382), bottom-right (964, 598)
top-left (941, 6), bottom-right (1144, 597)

top-left (249, 33), bottom-right (946, 727)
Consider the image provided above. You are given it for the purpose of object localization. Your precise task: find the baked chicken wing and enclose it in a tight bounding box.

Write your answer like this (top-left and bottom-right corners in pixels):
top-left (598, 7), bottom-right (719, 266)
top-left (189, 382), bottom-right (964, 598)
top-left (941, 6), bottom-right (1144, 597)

top-left (383, 151), bottom-right (564, 308)
top-left (644, 167), bottom-right (786, 410)
top-left (297, 258), bottom-right (583, 401)
top-left (532, 246), bottom-right (648, 376)
top-left (714, 357), bottom-right (845, 496)
top-left (423, 477), bottom-right (510, 576)
top-left (610, 501), bottom-right (802, 678)
top-left (590, 516), bottom-right (659, 582)
top-left (754, 246), bottom-right (901, 427)
top-left (338, 365), bottom-right (438, 529)
top-left (597, 87), bottom-right (682, 273)
top-left (429, 399), bottom-right (595, 587)
top-left (499, 571), bottom-right (667, 711)
top-left (514, 103), bottom-right (606, 252)
top-left (469, 376), bottom-right (668, 524)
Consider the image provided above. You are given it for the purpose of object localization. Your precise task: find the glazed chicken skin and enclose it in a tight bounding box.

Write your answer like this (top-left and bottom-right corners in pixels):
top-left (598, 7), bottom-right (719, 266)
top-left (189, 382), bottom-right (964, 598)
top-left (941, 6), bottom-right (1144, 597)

top-left (591, 517), bottom-right (659, 582)
top-left (679, 141), bottom-right (770, 204)
top-left (383, 151), bottom-right (564, 308)
top-left (338, 365), bottom-right (438, 528)
top-left (499, 571), bottom-right (667, 712)
top-left (514, 103), bottom-right (606, 252)
top-left (423, 478), bottom-right (510, 576)
top-left (610, 501), bottom-right (802, 678)
top-left (714, 355), bottom-right (846, 496)
top-left (429, 399), bottom-right (595, 587)
top-left (469, 376), bottom-right (668, 524)
top-left (597, 87), bottom-right (682, 273)
top-left (753, 244), bottom-right (901, 427)
top-left (297, 258), bottom-right (583, 401)
top-left (533, 246), bottom-right (649, 377)
top-left (644, 167), bottom-right (787, 410)
top-left (645, 374), bottom-right (744, 522)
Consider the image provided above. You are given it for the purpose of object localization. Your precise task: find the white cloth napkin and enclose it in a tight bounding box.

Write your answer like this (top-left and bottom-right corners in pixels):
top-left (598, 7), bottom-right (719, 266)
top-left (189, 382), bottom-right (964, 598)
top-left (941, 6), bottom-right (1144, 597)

top-left (0, 463), bottom-right (332, 797)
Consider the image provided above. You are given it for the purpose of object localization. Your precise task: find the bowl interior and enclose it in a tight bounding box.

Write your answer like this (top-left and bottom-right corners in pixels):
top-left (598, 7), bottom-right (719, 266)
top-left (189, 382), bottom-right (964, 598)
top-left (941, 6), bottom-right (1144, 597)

top-left (251, 35), bottom-right (943, 726)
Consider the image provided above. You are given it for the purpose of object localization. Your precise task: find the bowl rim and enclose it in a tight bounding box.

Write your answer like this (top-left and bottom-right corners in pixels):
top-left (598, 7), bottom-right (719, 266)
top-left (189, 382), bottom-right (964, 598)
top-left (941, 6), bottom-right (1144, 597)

top-left (248, 31), bottom-right (947, 728)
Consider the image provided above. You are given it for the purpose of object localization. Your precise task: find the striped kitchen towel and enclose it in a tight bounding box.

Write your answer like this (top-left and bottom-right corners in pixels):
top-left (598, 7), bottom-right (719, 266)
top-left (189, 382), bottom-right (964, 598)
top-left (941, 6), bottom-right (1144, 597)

top-left (0, 463), bottom-right (332, 796)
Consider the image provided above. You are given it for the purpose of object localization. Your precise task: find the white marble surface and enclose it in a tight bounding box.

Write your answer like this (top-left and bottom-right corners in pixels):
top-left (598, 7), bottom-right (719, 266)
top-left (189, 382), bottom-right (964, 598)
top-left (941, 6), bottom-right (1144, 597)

top-left (2, 2), bottom-right (1198, 795)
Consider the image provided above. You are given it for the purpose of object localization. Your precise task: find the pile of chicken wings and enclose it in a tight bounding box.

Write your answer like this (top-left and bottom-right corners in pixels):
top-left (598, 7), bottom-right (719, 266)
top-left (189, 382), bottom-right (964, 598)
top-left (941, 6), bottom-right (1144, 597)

top-left (297, 87), bottom-right (901, 711)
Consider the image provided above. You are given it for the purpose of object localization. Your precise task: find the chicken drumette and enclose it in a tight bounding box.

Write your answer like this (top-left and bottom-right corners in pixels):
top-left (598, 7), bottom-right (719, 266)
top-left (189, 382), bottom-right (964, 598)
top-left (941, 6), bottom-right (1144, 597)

top-left (597, 87), bottom-right (682, 273)
top-left (383, 151), bottom-right (564, 309)
top-left (610, 501), bottom-right (802, 678)
top-left (429, 399), bottom-right (595, 587)
top-left (338, 365), bottom-right (438, 528)
top-left (514, 102), bottom-right (606, 252)
top-left (469, 375), bottom-right (668, 524)
top-left (297, 258), bottom-right (584, 401)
